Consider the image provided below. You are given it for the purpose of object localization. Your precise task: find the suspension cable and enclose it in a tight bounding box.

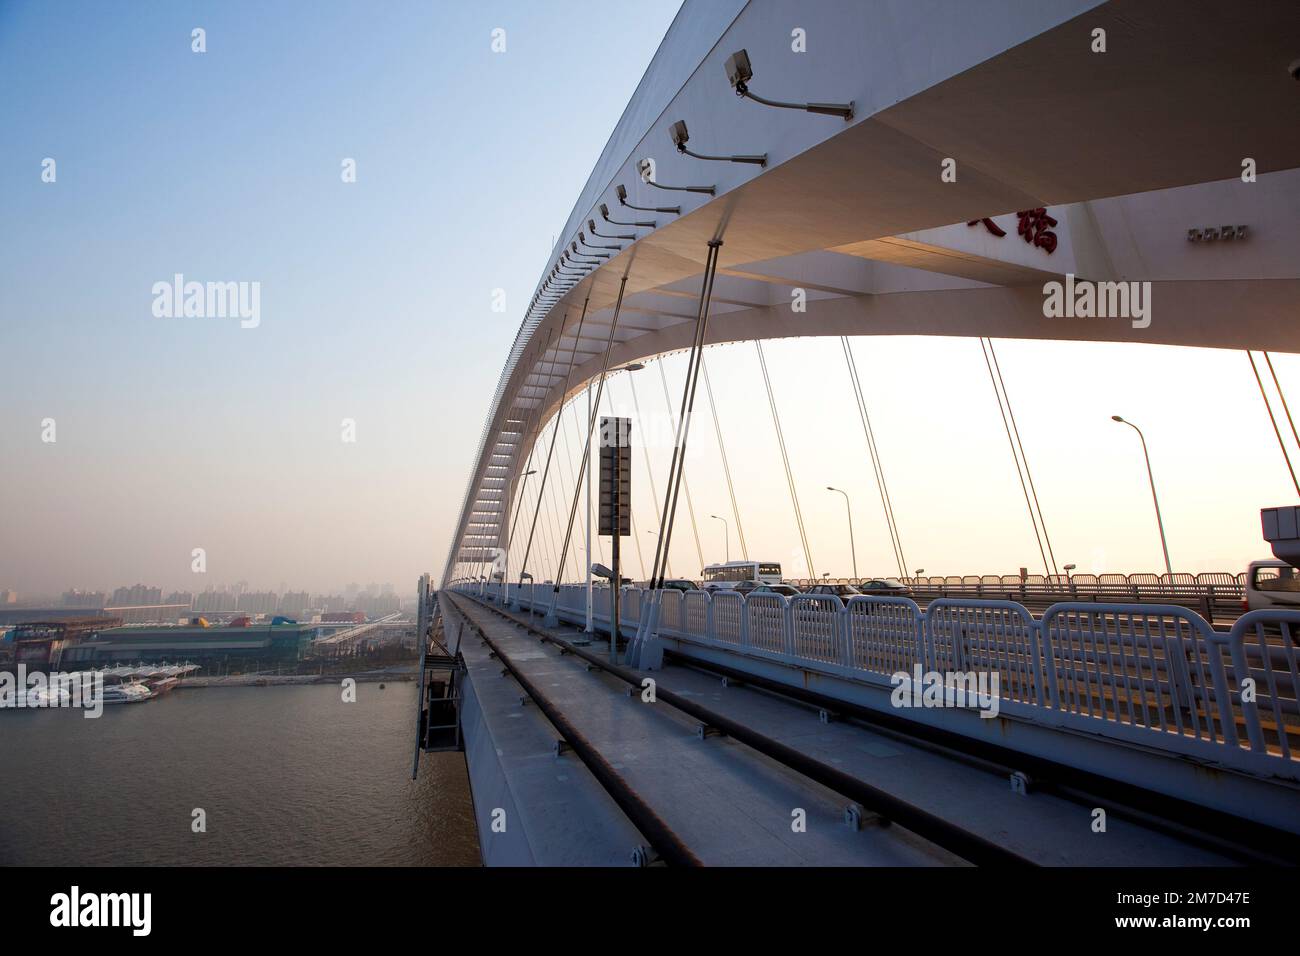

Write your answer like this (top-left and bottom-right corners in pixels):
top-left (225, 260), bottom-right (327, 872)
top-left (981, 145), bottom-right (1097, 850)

top-left (556, 400), bottom-right (590, 577)
top-left (553, 276), bottom-right (630, 595)
top-left (1265, 352), bottom-right (1300, 453)
top-left (657, 359), bottom-right (706, 571)
top-left (702, 358), bottom-right (748, 561)
top-left (627, 369), bottom-right (672, 578)
top-left (1248, 350), bottom-right (1300, 497)
top-left (987, 339), bottom-right (1058, 579)
top-left (650, 240), bottom-right (723, 590)
top-left (841, 336), bottom-right (906, 579)
top-left (563, 397), bottom-right (603, 568)
top-left (755, 339), bottom-right (816, 580)
top-left (518, 310), bottom-right (579, 582)
top-left (980, 337), bottom-right (1052, 578)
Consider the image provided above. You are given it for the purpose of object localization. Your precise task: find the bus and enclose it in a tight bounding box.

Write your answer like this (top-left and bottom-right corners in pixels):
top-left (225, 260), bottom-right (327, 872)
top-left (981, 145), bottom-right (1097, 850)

top-left (701, 561), bottom-right (783, 591)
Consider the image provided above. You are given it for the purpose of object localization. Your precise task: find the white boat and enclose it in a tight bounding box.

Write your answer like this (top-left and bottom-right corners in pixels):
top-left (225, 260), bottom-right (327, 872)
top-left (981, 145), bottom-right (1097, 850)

top-left (100, 679), bottom-right (153, 704)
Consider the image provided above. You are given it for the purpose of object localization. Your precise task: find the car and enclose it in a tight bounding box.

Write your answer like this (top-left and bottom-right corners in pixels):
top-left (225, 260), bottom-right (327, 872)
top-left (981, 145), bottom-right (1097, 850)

top-left (805, 583), bottom-right (862, 601)
top-left (660, 579), bottom-right (700, 593)
top-left (1245, 559), bottom-right (1300, 611)
top-left (855, 578), bottom-right (913, 596)
top-left (748, 583), bottom-right (802, 598)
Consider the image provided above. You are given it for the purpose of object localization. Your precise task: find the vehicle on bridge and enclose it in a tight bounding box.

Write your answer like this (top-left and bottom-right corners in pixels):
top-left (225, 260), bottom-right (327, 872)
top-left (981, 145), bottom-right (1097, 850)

top-left (660, 579), bottom-right (701, 593)
top-left (805, 583), bottom-right (863, 601)
top-left (701, 561), bottom-right (782, 592)
top-left (749, 583), bottom-right (802, 598)
top-left (856, 578), bottom-right (912, 597)
top-left (1246, 559), bottom-right (1300, 611)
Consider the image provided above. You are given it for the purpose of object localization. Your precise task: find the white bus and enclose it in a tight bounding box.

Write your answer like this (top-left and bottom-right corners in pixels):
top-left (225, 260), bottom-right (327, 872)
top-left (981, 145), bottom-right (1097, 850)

top-left (701, 561), bottom-right (783, 591)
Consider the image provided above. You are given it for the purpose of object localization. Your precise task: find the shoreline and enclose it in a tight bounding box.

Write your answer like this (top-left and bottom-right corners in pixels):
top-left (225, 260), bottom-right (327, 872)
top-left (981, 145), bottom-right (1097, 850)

top-left (179, 670), bottom-right (416, 689)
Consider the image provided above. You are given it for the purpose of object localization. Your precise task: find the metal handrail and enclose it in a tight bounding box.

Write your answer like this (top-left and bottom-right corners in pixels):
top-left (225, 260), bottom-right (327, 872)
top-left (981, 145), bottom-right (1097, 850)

top-left (463, 582), bottom-right (1300, 771)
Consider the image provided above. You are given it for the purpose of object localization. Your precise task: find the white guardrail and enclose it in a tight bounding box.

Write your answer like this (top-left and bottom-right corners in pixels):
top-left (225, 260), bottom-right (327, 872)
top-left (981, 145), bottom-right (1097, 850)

top-left (457, 583), bottom-right (1300, 777)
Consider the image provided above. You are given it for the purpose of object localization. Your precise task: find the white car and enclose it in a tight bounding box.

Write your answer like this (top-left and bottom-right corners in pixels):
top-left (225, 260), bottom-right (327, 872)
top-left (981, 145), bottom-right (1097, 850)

top-left (1245, 559), bottom-right (1300, 611)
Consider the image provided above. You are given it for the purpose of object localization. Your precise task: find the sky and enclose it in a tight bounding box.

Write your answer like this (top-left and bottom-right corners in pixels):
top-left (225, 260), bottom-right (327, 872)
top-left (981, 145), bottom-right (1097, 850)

top-left (1, 1), bottom-right (1296, 600)
top-left (0, 0), bottom-right (685, 598)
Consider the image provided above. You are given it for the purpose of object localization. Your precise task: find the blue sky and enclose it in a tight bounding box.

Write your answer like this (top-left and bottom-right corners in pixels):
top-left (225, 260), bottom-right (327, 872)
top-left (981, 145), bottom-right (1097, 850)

top-left (2, 1), bottom-right (1296, 599)
top-left (0, 0), bottom-right (685, 595)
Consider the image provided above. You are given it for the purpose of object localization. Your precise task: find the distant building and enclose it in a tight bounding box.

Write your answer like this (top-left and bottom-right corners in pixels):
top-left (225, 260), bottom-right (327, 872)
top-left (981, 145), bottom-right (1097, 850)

top-left (194, 589), bottom-right (237, 613)
top-left (111, 584), bottom-right (163, 606)
top-left (318, 594), bottom-right (350, 613)
top-left (357, 594), bottom-right (400, 616)
top-left (61, 589), bottom-right (106, 608)
top-left (12, 617), bottom-right (124, 669)
top-left (0, 590), bottom-right (17, 605)
top-left (63, 621), bottom-right (318, 668)
top-left (278, 591), bottom-right (311, 616)
top-left (164, 591), bottom-right (194, 610)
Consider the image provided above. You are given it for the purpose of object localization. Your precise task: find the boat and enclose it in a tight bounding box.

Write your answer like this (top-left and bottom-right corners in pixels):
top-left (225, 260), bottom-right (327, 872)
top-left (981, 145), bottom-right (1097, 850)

top-left (100, 677), bottom-right (153, 704)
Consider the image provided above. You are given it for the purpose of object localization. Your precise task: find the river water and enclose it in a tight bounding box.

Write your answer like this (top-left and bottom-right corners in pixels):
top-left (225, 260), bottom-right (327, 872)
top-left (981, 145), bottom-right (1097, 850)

top-left (0, 681), bottom-right (480, 865)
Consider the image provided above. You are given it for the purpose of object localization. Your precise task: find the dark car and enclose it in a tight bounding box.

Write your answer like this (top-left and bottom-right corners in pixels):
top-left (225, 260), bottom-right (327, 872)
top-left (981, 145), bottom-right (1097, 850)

top-left (748, 584), bottom-right (802, 598)
top-left (806, 583), bottom-right (862, 601)
top-left (855, 578), bottom-right (912, 596)
top-left (661, 579), bottom-right (700, 593)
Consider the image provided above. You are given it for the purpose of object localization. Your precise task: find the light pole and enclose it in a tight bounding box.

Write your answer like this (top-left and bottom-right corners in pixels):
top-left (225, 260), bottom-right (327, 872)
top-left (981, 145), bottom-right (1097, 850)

top-left (826, 486), bottom-right (858, 579)
top-left (1111, 415), bottom-right (1173, 578)
top-left (709, 514), bottom-right (729, 562)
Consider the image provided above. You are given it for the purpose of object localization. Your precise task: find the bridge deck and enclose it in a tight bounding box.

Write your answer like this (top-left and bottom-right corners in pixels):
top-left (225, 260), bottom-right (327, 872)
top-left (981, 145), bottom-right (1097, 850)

top-left (443, 594), bottom-right (1234, 866)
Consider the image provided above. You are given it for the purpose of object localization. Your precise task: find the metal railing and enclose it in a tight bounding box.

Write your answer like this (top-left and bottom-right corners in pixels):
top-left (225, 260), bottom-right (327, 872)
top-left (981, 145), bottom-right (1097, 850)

top-left (463, 581), bottom-right (1299, 777)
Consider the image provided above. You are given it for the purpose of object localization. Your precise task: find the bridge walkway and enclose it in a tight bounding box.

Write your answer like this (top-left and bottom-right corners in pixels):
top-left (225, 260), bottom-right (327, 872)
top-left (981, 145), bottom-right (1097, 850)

top-left (443, 593), bottom-right (1234, 866)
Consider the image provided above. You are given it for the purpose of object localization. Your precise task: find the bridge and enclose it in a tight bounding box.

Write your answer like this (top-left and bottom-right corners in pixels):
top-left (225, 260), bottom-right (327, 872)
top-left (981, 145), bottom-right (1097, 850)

top-left (420, 0), bottom-right (1300, 866)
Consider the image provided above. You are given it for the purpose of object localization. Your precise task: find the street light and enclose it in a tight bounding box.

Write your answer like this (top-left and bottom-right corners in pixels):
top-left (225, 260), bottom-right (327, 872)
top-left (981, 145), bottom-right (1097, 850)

top-left (709, 514), bottom-right (729, 562)
top-left (826, 486), bottom-right (858, 579)
top-left (1111, 415), bottom-right (1173, 577)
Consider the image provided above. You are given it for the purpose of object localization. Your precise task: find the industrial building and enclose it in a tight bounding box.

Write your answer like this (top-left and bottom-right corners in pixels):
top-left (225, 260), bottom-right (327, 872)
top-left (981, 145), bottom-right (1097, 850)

top-left (61, 621), bottom-right (318, 668)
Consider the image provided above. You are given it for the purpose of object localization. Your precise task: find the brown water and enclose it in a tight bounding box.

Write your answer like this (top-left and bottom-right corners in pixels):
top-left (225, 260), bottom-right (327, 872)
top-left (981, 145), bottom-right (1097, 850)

top-left (0, 681), bottom-right (480, 866)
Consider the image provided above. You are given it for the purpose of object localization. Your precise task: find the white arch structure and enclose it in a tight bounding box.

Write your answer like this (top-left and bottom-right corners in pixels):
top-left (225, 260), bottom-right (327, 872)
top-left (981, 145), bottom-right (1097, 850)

top-left (443, 0), bottom-right (1300, 586)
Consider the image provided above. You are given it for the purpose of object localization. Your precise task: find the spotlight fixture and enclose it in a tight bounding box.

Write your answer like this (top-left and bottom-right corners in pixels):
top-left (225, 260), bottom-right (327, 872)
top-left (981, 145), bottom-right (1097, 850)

top-left (578, 230), bottom-right (622, 253)
top-left (569, 241), bottom-right (608, 261)
top-left (638, 157), bottom-right (714, 195)
top-left (600, 202), bottom-right (654, 229)
top-left (616, 183), bottom-right (679, 215)
top-left (669, 120), bottom-right (765, 166)
top-left (724, 48), bottom-right (853, 120)
top-left (588, 219), bottom-right (635, 241)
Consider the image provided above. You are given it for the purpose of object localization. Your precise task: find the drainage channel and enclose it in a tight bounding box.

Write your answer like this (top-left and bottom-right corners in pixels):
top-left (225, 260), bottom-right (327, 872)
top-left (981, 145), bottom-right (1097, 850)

top-left (458, 592), bottom-right (1036, 868)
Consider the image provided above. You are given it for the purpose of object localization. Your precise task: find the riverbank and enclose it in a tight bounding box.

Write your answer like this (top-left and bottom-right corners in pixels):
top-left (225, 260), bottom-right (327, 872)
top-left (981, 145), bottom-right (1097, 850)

top-left (181, 667), bottom-right (417, 688)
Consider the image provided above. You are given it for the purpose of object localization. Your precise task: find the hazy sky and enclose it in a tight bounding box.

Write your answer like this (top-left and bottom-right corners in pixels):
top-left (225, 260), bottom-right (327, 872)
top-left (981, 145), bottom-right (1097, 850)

top-left (0, 0), bottom-right (684, 597)
top-left (518, 339), bottom-right (1300, 586)
top-left (2, 1), bottom-right (1296, 599)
